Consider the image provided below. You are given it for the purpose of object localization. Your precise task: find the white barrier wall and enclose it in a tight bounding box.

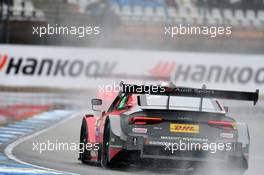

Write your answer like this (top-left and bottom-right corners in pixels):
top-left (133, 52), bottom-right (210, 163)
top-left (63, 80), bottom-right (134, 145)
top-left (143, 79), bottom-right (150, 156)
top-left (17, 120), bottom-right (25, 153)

top-left (0, 44), bottom-right (263, 92)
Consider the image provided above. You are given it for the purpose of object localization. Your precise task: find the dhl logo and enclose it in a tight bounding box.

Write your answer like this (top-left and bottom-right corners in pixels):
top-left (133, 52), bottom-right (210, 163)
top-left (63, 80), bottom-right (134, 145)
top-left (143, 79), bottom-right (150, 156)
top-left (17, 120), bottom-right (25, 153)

top-left (170, 124), bottom-right (199, 133)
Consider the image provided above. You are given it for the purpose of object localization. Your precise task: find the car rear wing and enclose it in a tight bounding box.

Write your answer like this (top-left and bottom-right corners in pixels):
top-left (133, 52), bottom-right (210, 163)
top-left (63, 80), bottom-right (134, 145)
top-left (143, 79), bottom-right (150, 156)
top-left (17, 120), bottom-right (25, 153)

top-left (120, 83), bottom-right (259, 105)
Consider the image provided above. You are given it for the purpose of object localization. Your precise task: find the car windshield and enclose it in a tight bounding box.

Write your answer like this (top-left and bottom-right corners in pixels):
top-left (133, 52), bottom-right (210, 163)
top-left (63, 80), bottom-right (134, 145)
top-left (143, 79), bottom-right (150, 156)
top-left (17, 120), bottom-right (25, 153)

top-left (142, 95), bottom-right (223, 113)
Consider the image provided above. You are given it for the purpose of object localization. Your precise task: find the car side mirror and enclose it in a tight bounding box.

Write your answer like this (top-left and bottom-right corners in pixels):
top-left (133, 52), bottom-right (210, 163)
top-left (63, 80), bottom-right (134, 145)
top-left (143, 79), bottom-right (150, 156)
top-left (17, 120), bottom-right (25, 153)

top-left (91, 99), bottom-right (102, 111)
top-left (223, 106), bottom-right (229, 113)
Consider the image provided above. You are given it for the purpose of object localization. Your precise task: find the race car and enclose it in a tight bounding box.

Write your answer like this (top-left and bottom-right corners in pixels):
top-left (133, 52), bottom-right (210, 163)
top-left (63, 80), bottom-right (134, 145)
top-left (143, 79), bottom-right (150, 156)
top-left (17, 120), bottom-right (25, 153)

top-left (79, 82), bottom-right (259, 175)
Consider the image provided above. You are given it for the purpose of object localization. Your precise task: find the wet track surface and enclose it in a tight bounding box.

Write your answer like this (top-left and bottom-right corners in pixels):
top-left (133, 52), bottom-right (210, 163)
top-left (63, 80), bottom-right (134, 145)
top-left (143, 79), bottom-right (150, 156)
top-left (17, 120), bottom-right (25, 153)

top-left (12, 100), bottom-right (264, 175)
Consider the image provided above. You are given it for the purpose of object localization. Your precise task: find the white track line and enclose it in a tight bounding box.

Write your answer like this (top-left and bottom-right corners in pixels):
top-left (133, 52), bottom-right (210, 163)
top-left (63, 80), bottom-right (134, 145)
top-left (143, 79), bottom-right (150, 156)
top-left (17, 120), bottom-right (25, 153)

top-left (4, 112), bottom-right (81, 175)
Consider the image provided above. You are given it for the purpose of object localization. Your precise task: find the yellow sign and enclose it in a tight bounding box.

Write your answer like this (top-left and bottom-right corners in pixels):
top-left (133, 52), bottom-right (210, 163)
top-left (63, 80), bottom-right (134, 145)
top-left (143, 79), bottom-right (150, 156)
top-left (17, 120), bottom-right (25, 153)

top-left (170, 124), bottom-right (199, 133)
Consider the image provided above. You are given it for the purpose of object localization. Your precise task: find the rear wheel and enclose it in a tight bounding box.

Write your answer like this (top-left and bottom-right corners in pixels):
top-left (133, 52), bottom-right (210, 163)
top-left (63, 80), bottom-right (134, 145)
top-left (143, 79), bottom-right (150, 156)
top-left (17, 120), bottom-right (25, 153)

top-left (79, 119), bottom-right (90, 163)
top-left (228, 157), bottom-right (247, 175)
top-left (101, 122), bottom-right (112, 168)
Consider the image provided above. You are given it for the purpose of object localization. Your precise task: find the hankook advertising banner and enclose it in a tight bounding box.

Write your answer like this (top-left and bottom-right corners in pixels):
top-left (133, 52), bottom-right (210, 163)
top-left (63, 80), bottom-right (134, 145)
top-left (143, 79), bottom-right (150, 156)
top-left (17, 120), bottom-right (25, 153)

top-left (0, 44), bottom-right (263, 93)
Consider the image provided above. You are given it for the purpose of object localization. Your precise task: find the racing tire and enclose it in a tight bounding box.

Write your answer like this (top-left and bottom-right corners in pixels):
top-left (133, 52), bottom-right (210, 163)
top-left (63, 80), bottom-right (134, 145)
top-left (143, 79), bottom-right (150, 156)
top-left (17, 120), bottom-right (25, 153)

top-left (79, 119), bottom-right (91, 163)
top-left (101, 121), bottom-right (113, 168)
top-left (227, 156), bottom-right (247, 175)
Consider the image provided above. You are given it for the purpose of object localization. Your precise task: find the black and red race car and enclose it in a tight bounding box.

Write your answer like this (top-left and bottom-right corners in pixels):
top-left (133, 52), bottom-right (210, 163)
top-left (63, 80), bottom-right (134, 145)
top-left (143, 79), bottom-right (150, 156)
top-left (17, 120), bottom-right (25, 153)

top-left (79, 82), bottom-right (258, 175)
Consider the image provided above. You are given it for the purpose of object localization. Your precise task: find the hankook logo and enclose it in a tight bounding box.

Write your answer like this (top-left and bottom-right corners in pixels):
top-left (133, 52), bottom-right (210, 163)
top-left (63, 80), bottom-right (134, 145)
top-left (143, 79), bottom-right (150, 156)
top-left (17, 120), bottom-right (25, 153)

top-left (0, 54), bottom-right (117, 78)
top-left (149, 62), bottom-right (264, 85)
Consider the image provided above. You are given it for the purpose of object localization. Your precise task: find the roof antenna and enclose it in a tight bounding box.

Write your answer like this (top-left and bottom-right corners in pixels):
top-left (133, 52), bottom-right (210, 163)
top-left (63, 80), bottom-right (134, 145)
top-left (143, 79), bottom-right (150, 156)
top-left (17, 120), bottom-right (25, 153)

top-left (199, 84), bottom-right (206, 111)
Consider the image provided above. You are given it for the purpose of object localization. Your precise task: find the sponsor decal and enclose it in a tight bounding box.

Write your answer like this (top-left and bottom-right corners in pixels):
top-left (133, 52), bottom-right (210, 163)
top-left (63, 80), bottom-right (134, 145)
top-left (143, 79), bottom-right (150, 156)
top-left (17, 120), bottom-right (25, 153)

top-left (170, 124), bottom-right (199, 133)
top-left (220, 133), bottom-right (234, 139)
top-left (147, 140), bottom-right (165, 146)
top-left (160, 136), bottom-right (208, 142)
top-left (132, 127), bottom-right (148, 134)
